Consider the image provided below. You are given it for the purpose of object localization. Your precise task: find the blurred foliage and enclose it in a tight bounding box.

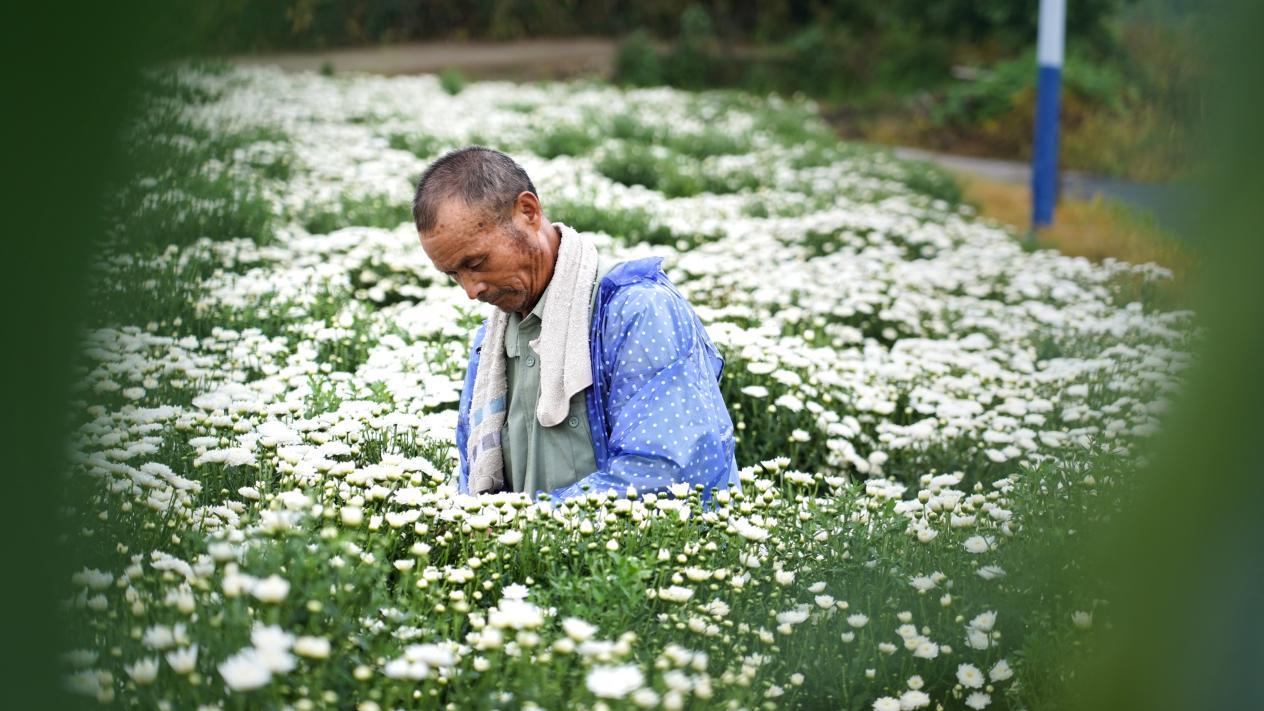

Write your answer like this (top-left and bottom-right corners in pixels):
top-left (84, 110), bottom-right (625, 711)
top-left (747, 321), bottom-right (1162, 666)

top-left (177, 1), bottom-right (1200, 179)
top-left (871, 4), bottom-right (1206, 181)
top-left (613, 29), bottom-right (661, 86)
top-left (931, 52), bottom-right (1131, 126)
top-left (438, 68), bottom-right (465, 95)
top-left (105, 72), bottom-right (283, 251)
top-left (185, 0), bottom-right (1126, 54)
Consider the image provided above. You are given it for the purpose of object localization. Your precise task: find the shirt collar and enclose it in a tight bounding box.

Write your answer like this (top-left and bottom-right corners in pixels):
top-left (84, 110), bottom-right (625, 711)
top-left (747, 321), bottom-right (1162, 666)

top-left (504, 277), bottom-right (551, 357)
top-left (526, 278), bottom-right (550, 323)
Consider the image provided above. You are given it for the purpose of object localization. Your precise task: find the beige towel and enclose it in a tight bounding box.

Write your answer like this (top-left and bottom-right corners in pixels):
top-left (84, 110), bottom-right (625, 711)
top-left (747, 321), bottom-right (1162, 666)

top-left (530, 222), bottom-right (598, 427)
top-left (466, 223), bottom-right (598, 493)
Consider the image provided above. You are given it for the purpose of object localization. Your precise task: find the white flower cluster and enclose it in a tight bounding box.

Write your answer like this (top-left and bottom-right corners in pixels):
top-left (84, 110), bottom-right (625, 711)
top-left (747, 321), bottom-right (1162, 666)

top-left (60, 65), bottom-right (1186, 709)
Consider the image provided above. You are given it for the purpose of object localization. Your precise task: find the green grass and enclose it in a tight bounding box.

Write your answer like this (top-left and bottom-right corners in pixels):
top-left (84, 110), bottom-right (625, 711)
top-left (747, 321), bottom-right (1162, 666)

top-left (388, 131), bottom-right (445, 160)
top-left (531, 124), bottom-right (602, 158)
top-left (595, 143), bottom-right (762, 198)
top-left (300, 192), bottom-right (411, 234)
top-left (546, 199), bottom-right (678, 247)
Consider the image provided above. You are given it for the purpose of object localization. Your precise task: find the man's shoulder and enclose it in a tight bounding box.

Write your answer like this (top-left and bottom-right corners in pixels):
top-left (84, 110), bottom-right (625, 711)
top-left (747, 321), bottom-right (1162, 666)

top-left (600, 258), bottom-right (699, 328)
top-left (601, 257), bottom-right (666, 288)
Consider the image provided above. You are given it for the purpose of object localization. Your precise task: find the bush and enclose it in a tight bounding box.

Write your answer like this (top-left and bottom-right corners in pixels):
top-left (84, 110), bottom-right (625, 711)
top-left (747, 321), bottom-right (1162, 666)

top-left (595, 143), bottom-right (666, 191)
top-left (439, 68), bottom-right (465, 96)
top-left (106, 119), bottom-right (287, 250)
top-left (663, 4), bottom-right (718, 89)
top-left (614, 30), bottom-right (662, 87)
top-left (546, 199), bottom-right (676, 246)
top-left (596, 143), bottom-right (761, 198)
top-left (900, 162), bottom-right (965, 208)
top-left (531, 124), bottom-right (601, 158)
top-left (388, 132), bottom-right (444, 160)
top-left (300, 193), bottom-right (410, 234)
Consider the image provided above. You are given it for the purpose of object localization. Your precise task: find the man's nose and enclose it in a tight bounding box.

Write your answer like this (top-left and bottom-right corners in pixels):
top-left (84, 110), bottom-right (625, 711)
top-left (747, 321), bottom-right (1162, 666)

top-left (460, 276), bottom-right (487, 301)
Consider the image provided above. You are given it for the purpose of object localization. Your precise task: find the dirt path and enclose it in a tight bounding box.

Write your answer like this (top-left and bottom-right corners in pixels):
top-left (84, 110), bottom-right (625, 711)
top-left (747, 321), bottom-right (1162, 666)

top-left (894, 146), bottom-right (1189, 236)
top-left (231, 38), bottom-right (617, 80)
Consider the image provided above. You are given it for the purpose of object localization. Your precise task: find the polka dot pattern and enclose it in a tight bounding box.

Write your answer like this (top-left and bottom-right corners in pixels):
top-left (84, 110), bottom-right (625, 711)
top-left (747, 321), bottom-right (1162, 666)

top-left (458, 258), bottom-right (741, 503)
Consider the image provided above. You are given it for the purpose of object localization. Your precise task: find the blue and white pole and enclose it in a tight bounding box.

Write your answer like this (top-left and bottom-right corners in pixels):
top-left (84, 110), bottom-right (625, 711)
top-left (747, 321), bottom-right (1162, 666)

top-left (1032, 0), bottom-right (1066, 229)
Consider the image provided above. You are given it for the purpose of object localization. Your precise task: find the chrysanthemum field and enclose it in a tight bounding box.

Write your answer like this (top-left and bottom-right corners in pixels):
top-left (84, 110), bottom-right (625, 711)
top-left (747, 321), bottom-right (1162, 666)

top-left (64, 65), bottom-right (1194, 709)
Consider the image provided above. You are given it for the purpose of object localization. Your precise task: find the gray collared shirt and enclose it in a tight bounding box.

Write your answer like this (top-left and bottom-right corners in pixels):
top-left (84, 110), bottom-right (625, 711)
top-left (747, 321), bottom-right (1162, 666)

top-left (500, 260), bottom-right (612, 496)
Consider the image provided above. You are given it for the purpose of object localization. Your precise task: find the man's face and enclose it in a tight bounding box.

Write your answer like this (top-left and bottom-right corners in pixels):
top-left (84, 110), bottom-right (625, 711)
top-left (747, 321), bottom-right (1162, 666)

top-left (419, 197), bottom-right (549, 316)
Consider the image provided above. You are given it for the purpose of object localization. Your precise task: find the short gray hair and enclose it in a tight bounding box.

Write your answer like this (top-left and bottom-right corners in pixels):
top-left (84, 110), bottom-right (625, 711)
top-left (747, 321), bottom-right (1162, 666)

top-left (412, 146), bottom-right (538, 233)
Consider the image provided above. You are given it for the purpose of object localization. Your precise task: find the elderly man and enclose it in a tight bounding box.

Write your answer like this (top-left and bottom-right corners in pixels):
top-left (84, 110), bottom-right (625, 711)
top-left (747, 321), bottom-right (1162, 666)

top-left (413, 146), bottom-right (739, 502)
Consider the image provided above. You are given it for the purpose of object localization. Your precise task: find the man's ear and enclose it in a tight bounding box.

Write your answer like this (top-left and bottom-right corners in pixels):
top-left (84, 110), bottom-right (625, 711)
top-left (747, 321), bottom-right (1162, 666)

top-left (514, 191), bottom-right (542, 229)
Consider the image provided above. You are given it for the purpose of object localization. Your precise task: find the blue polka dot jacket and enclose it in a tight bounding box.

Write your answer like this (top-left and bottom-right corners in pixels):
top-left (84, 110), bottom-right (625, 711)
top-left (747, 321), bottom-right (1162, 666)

top-left (455, 257), bottom-right (742, 502)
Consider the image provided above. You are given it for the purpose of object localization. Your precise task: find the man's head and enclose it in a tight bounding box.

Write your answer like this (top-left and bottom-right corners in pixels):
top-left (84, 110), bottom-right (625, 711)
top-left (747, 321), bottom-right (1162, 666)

top-left (413, 147), bottom-right (558, 316)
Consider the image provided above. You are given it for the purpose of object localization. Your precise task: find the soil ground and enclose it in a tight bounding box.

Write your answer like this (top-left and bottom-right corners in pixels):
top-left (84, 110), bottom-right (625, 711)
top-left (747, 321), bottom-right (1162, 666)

top-left (231, 38), bottom-right (617, 80)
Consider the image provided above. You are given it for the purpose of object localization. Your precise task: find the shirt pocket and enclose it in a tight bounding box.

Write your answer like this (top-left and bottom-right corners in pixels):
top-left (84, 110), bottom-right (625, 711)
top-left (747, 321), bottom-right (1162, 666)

top-left (563, 389), bottom-right (598, 478)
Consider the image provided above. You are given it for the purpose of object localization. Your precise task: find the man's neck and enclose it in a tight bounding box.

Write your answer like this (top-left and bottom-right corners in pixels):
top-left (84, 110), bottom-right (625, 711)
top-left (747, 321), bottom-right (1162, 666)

top-left (517, 222), bottom-right (562, 318)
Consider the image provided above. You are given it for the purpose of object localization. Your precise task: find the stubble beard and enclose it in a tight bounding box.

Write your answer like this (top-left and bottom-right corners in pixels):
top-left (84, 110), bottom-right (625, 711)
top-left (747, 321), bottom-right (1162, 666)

top-left (501, 222), bottom-right (551, 315)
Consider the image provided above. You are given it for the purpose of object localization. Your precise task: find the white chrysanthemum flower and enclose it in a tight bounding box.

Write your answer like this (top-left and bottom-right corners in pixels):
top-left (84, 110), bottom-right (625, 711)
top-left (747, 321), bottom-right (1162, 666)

top-left (631, 687), bottom-right (661, 708)
top-left (165, 645), bottom-right (198, 674)
top-left (965, 692), bottom-right (992, 709)
top-left (966, 627), bottom-right (991, 650)
top-left (656, 586), bottom-right (695, 603)
top-left (956, 663), bottom-right (985, 689)
top-left (969, 610), bottom-right (997, 631)
top-left (563, 617), bottom-right (598, 642)
top-left (976, 565), bottom-right (1006, 580)
top-left (208, 542), bottom-right (236, 562)
top-left (501, 583), bottom-right (530, 600)
top-left (340, 506), bottom-right (363, 527)
top-left (125, 657), bottom-right (160, 685)
top-left (776, 607), bottom-right (809, 626)
top-left (989, 658), bottom-right (1013, 681)
top-left (251, 625), bottom-right (294, 652)
top-left (72, 568), bottom-right (114, 590)
top-left (912, 639), bottom-right (939, 659)
top-left (733, 519), bottom-right (769, 542)
top-left (251, 575), bottom-right (290, 603)
top-left (846, 614), bottom-right (869, 628)
top-left (253, 645), bottom-right (296, 674)
top-left (899, 689), bottom-right (930, 709)
top-left (909, 575), bottom-right (936, 592)
top-left (963, 536), bottom-right (991, 553)
top-left (498, 530), bottom-right (523, 545)
top-left (142, 625), bottom-right (177, 650)
top-left (586, 664), bottom-right (645, 699)
top-left (294, 636), bottom-right (331, 659)
top-left (405, 643), bottom-right (456, 668)
top-left (552, 637), bottom-right (576, 655)
top-left (63, 669), bottom-right (100, 698)
top-left (219, 649), bottom-right (272, 691)
top-left (872, 696), bottom-right (901, 711)
top-left (489, 599), bottom-right (545, 630)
